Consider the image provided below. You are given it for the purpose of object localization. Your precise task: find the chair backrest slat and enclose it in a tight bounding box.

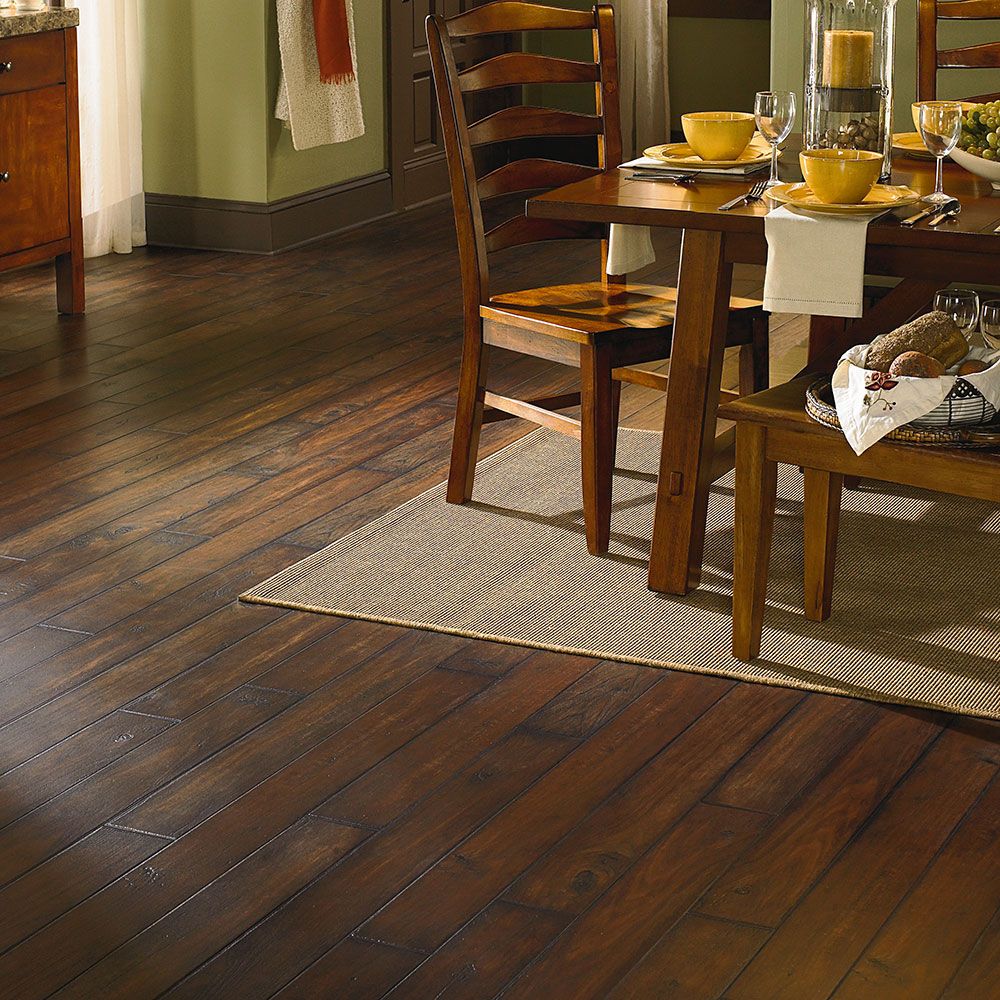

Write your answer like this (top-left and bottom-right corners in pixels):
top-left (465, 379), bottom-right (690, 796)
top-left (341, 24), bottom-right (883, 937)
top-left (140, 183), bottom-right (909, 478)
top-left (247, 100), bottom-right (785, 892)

top-left (459, 52), bottom-right (600, 92)
top-left (938, 40), bottom-right (1000, 66)
top-left (477, 159), bottom-right (601, 200)
top-left (918, 0), bottom-right (1000, 99)
top-left (484, 217), bottom-right (606, 254)
top-left (446, 1), bottom-right (595, 37)
top-left (937, 0), bottom-right (1000, 17)
top-left (468, 105), bottom-right (603, 146)
top-left (428, 1), bottom-right (621, 307)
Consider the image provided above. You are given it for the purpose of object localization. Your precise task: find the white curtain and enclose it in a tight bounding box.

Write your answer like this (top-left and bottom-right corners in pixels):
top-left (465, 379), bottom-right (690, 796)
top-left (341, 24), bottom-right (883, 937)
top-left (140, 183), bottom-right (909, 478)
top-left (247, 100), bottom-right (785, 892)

top-left (612, 0), bottom-right (670, 159)
top-left (77, 0), bottom-right (146, 257)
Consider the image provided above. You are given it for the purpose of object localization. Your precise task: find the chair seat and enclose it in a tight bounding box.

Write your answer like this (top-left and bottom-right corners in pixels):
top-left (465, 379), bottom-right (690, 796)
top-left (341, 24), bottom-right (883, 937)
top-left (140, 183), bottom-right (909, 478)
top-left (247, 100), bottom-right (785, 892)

top-left (483, 281), bottom-right (762, 345)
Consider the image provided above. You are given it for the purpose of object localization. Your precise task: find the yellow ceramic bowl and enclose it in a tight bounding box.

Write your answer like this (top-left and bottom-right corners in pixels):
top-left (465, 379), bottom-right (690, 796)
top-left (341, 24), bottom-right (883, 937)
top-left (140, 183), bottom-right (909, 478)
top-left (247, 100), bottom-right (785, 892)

top-left (680, 112), bottom-right (756, 162)
top-left (911, 100), bottom-right (975, 133)
top-left (799, 148), bottom-right (883, 204)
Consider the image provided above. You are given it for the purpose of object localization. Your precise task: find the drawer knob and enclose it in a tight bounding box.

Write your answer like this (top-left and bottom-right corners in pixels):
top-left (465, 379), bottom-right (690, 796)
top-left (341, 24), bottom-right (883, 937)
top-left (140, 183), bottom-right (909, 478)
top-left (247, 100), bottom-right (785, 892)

top-left (0, 173), bottom-right (9, 183)
top-left (0, 62), bottom-right (11, 73)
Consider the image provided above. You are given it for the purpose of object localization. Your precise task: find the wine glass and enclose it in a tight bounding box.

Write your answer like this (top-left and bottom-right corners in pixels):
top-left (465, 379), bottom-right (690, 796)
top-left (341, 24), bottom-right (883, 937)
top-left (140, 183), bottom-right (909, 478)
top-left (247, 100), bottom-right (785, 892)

top-left (755, 91), bottom-right (796, 189)
top-left (919, 101), bottom-right (963, 204)
top-left (980, 299), bottom-right (1000, 351)
top-left (934, 288), bottom-right (981, 345)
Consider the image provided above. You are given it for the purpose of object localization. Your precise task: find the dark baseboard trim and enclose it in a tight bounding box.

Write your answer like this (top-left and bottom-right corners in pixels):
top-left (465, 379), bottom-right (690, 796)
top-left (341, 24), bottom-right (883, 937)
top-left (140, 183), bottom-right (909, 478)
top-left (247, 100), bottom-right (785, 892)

top-left (145, 170), bottom-right (395, 254)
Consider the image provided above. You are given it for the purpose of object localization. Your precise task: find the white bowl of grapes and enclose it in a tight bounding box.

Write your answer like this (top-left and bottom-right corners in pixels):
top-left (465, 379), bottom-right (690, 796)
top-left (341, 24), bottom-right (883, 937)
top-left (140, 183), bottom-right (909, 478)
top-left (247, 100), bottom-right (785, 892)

top-left (950, 101), bottom-right (1000, 190)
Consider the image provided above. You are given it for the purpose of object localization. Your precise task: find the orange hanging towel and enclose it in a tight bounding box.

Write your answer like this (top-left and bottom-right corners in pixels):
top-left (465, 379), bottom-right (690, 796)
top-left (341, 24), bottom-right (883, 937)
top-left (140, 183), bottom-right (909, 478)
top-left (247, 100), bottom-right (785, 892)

top-left (313, 0), bottom-right (356, 84)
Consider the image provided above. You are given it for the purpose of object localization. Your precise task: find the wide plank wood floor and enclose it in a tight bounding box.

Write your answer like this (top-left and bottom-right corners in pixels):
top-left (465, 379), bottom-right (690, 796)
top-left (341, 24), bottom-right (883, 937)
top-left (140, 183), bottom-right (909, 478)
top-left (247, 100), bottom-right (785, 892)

top-left (0, 203), bottom-right (996, 999)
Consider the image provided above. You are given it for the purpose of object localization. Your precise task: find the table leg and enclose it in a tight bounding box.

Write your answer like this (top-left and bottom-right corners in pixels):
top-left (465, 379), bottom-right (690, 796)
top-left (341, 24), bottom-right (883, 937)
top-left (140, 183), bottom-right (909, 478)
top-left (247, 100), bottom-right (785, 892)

top-left (803, 278), bottom-right (939, 374)
top-left (648, 229), bottom-right (733, 595)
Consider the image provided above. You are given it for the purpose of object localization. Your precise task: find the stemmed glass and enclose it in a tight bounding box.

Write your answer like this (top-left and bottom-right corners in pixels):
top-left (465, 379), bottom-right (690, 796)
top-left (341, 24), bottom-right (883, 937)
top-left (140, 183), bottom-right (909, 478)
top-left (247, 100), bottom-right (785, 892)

top-left (980, 300), bottom-right (1000, 351)
top-left (919, 102), bottom-right (963, 204)
top-left (754, 91), bottom-right (796, 189)
top-left (935, 288), bottom-right (981, 346)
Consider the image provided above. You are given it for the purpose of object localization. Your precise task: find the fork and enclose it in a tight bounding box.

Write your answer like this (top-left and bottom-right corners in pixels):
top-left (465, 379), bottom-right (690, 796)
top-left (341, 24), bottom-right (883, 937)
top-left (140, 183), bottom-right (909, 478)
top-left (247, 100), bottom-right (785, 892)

top-left (629, 171), bottom-right (700, 185)
top-left (718, 179), bottom-right (769, 212)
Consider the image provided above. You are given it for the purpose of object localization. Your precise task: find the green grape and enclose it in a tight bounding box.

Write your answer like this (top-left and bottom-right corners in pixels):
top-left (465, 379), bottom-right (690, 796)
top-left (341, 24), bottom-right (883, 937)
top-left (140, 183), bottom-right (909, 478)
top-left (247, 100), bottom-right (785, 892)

top-left (989, 132), bottom-right (999, 148)
top-left (983, 148), bottom-right (996, 160)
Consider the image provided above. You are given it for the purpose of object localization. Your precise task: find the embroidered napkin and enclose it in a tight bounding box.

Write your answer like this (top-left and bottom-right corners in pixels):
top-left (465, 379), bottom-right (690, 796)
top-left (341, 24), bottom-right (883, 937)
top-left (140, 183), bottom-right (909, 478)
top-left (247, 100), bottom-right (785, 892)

top-left (763, 205), bottom-right (874, 319)
top-left (831, 343), bottom-right (1000, 455)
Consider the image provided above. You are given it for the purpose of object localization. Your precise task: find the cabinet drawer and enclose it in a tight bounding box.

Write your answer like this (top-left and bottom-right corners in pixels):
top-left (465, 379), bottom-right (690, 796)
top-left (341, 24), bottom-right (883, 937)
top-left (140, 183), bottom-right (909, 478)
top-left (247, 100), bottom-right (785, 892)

top-left (0, 30), bottom-right (65, 96)
top-left (0, 86), bottom-right (70, 257)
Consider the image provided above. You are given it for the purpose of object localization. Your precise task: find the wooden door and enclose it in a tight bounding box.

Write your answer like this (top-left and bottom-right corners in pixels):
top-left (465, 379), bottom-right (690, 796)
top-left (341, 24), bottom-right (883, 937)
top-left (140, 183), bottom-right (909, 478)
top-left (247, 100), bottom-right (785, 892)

top-left (388, 0), bottom-right (504, 210)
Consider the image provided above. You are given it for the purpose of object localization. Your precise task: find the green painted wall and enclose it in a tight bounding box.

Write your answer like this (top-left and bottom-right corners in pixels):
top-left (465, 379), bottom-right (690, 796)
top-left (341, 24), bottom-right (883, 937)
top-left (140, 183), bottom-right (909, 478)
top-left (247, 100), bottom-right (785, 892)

top-left (138, 0), bottom-right (387, 205)
top-left (528, 4), bottom-right (771, 132)
top-left (771, 1), bottom-right (1000, 131)
top-left (264, 1), bottom-right (386, 202)
top-left (138, 0), bottom-right (270, 202)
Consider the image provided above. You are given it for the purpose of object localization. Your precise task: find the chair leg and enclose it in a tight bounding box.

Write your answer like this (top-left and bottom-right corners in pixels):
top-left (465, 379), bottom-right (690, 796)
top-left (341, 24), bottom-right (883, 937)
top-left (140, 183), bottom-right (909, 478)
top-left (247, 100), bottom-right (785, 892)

top-left (447, 328), bottom-right (490, 504)
top-left (732, 422), bottom-right (778, 661)
top-left (738, 311), bottom-right (770, 396)
top-left (803, 467), bottom-right (843, 621)
top-left (610, 376), bottom-right (622, 472)
top-left (580, 343), bottom-right (616, 556)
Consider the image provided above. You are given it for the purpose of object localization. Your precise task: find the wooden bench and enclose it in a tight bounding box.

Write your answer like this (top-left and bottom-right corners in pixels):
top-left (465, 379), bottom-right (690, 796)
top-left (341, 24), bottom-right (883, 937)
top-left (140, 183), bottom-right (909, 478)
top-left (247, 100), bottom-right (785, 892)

top-left (719, 378), bottom-right (1000, 661)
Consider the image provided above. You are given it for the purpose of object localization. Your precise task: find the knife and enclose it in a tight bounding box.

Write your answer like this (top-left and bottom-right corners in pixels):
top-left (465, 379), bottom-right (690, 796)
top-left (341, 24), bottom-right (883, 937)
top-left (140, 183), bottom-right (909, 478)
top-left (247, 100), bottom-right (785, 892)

top-left (900, 198), bottom-right (958, 228)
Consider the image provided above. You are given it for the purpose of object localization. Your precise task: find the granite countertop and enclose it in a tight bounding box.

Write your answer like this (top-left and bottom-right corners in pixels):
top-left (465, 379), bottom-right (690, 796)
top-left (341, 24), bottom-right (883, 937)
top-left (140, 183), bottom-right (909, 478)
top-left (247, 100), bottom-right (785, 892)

top-left (0, 5), bottom-right (79, 38)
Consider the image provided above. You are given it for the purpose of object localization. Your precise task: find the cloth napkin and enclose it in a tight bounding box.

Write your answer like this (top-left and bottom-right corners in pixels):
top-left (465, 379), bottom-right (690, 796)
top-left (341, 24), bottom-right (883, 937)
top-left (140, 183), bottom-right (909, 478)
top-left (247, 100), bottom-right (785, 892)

top-left (275, 0), bottom-right (365, 151)
top-left (832, 343), bottom-right (1000, 454)
top-left (763, 205), bottom-right (875, 319)
top-left (606, 224), bottom-right (656, 274)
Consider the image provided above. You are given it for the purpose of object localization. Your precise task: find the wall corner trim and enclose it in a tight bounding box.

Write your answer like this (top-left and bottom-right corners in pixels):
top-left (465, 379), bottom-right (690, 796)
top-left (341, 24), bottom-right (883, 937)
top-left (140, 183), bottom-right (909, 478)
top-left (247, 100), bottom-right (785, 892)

top-left (145, 170), bottom-right (395, 254)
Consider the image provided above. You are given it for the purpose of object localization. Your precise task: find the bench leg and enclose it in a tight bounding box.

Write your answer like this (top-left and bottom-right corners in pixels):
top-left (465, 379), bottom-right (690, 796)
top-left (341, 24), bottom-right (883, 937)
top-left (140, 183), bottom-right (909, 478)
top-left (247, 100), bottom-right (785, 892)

top-left (803, 467), bottom-right (843, 622)
top-left (732, 422), bottom-right (777, 661)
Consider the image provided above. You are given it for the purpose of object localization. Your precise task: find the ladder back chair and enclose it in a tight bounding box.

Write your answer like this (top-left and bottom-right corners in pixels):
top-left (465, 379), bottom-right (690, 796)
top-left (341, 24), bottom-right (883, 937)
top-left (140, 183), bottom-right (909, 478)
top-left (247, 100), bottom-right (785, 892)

top-left (918, 0), bottom-right (1000, 102)
top-left (426, 0), bottom-right (769, 556)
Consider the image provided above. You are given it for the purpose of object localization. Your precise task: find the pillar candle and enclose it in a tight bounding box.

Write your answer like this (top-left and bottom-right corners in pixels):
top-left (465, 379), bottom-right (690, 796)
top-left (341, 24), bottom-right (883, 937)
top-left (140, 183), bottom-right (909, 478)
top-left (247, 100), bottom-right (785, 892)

top-left (822, 29), bottom-right (874, 89)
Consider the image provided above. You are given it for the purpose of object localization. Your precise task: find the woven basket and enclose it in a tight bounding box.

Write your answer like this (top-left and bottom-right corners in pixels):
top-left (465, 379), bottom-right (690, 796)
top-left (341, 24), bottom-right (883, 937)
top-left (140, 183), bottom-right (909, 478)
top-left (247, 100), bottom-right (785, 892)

top-left (806, 379), bottom-right (1000, 449)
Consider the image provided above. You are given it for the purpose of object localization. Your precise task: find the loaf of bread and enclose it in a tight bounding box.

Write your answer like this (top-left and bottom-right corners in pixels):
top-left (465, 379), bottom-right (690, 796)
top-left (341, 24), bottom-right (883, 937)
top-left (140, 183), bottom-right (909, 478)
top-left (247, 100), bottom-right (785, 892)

top-left (865, 312), bottom-right (968, 373)
top-left (889, 351), bottom-right (945, 378)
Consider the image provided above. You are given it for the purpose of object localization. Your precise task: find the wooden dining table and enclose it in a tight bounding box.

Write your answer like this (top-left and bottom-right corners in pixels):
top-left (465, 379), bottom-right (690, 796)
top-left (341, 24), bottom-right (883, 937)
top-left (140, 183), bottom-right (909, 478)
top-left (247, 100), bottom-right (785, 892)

top-left (527, 150), bottom-right (1000, 596)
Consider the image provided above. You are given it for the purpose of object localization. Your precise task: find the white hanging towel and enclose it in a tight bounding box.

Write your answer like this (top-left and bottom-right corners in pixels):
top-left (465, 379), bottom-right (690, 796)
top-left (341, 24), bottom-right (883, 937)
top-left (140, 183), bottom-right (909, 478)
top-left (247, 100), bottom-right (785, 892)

top-left (275, 0), bottom-right (365, 151)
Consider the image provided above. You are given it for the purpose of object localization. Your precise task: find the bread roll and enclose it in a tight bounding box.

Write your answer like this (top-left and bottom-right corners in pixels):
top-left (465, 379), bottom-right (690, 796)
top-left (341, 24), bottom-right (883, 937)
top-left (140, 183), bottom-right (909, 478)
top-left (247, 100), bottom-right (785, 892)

top-left (889, 351), bottom-right (945, 378)
top-left (958, 359), bottom-right (990, 376)
top-left (865, 312), bottom-right (968, 372)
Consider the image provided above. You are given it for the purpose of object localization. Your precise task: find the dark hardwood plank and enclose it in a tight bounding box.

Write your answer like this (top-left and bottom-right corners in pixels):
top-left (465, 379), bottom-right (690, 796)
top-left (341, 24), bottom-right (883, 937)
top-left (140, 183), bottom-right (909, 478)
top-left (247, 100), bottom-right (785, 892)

top-left (0, 662), bottom-right (486, 997)
top-left (53, 817), bottom-right (366, 1000)
top-left (831, 770), bottom-right (1000, 999)
top-left (722, 721), bottom-right (1000, 1000)
top-left (384, 900), bottom-right (570, 1000)
top-left (698, 708), bottom-right (944, 927)
top-left (606, 913), bottom-right (770, 1000)
top-left (272, 936), bottom-right (424, 1000)
top-left (0, 825), bottom-right (168, 954)
top-left (161, 728), bottom-right (585, 999)
top-left (500, 803), bottom-right (770, 999)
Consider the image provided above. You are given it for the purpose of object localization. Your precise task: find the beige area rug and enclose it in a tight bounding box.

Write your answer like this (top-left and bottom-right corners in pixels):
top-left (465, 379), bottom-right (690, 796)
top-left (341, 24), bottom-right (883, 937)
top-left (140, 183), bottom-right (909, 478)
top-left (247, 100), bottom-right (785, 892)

top-left (242, 429), bottom-right (1000, 721)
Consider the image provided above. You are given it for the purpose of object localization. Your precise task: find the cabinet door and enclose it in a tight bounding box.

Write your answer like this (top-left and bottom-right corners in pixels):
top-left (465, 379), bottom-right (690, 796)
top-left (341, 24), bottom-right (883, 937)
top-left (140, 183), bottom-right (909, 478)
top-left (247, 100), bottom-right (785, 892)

top-left (388, 0), bottom-right (507, 210)
top-left (0, 85), bottom-right (70, 257)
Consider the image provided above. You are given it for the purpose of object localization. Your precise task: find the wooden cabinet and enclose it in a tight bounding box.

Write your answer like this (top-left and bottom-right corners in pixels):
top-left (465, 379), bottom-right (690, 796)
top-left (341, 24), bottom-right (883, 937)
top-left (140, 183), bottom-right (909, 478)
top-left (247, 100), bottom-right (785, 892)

top-left (0, 28), bottom-right (84, 313)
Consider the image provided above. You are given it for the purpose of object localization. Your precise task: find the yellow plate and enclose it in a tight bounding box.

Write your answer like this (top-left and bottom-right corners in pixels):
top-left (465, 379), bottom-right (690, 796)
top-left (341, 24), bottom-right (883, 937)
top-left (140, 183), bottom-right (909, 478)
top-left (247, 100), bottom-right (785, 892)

top-left (643, 136), bottom-right (773, 169)
top-left (766, 182), bottom-right (921, 215)
top-left (893, 132), bottom-right (935, 161)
